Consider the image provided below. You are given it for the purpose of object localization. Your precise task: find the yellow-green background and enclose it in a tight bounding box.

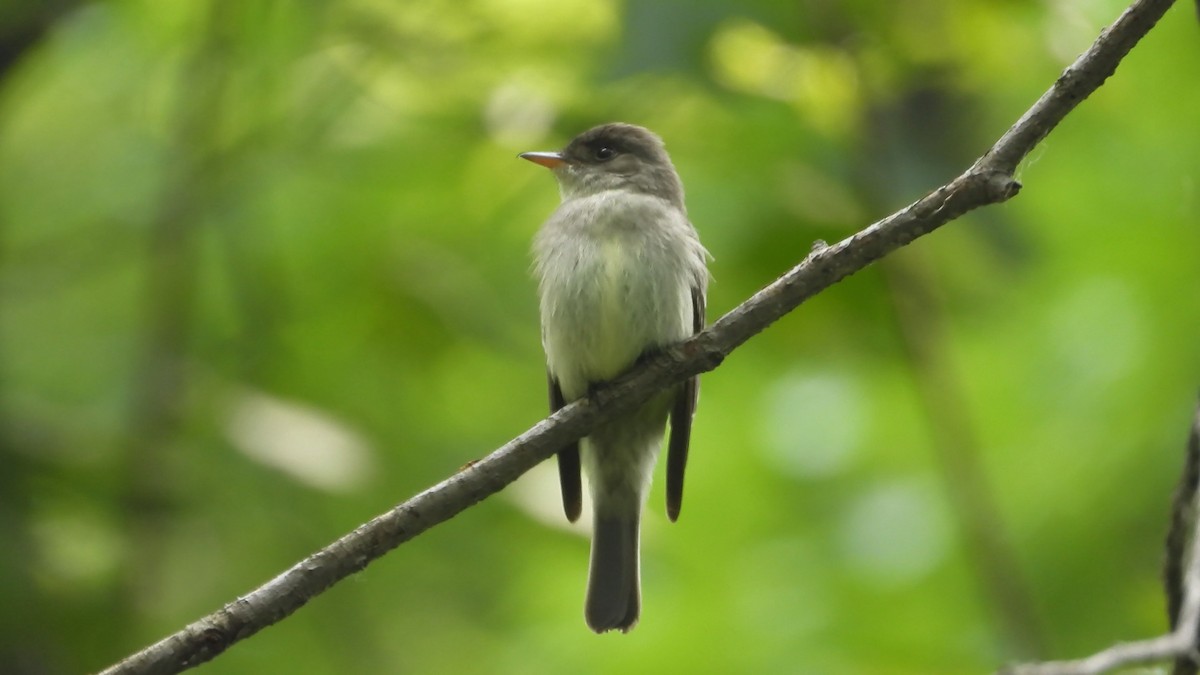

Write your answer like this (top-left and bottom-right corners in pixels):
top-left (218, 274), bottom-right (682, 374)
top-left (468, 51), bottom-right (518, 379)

top-left (2, 1), bottom-right (1198, 673)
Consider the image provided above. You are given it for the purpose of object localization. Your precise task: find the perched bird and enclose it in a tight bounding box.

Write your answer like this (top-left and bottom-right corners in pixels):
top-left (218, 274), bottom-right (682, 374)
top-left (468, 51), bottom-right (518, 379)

top-left (520, 123), bottom-right (709, 633)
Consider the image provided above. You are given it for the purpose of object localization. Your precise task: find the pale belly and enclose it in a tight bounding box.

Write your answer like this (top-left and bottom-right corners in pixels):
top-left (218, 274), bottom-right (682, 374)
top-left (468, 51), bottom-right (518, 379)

top-left (541, 235), bottom-right (691, 400)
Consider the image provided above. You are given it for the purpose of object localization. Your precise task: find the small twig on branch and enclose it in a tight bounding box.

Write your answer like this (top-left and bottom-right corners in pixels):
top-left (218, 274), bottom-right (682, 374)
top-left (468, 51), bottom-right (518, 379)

top-left (999, 404), bottom-right (1200, 675)
top-left (95, 0), bottom-right (1178, 673)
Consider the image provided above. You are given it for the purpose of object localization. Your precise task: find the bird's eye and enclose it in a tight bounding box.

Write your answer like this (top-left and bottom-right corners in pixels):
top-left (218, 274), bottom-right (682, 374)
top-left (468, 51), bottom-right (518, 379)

top-left (594, 146), bottom-right (616, 161)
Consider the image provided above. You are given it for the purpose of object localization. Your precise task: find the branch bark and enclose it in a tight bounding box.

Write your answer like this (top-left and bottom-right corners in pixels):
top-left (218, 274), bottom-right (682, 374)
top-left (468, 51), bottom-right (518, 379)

top-left (1167, 399), bottom-right (1200, 675)
top-left (96, 0), bottom-right (1178, 672)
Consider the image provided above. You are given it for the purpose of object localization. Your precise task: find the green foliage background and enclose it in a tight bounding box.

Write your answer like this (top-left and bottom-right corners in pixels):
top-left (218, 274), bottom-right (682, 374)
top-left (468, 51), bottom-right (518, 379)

top-left (1, 1), bottom-right (1198, 673)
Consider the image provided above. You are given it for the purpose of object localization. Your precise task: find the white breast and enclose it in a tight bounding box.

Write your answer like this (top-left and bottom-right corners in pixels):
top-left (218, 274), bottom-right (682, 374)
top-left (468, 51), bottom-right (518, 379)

top-left (534, 190), bottom-right (702, 400)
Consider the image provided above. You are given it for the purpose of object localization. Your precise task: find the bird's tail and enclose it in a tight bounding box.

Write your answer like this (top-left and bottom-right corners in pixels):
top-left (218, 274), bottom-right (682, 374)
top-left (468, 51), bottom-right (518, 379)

top-left (585, 510), bottom-right (641, 633)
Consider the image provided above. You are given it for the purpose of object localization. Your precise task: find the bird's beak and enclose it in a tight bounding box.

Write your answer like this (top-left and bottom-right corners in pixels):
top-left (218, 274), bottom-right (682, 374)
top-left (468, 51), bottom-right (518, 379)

top-left (519, 151), bottom-right (566, 169)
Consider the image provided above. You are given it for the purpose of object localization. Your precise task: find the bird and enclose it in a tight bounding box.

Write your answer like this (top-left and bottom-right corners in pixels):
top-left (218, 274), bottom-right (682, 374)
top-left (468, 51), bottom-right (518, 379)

top-left (520, 123), bottom-right (709, 633)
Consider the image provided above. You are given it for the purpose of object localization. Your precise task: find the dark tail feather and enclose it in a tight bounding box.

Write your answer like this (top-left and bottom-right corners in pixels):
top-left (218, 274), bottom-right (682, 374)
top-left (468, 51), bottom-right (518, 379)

top-left (585, 511), bottom-right (640, 633)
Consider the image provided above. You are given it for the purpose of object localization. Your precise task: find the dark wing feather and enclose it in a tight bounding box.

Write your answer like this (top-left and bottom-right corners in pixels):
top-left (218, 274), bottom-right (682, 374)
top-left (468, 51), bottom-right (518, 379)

top-left (666, 284), bottom-right (705, 521)
top-left (549, 372), bottom-right (582, 522)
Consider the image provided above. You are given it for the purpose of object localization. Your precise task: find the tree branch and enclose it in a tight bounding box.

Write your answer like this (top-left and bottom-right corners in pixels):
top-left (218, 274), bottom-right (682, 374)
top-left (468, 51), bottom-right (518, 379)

top-left (96, 0), bottom-right (1178, 672)
top-left (999, 403), bottom-right (1200, 675)
top-left (1167, 398), bottom-right (1200, 675)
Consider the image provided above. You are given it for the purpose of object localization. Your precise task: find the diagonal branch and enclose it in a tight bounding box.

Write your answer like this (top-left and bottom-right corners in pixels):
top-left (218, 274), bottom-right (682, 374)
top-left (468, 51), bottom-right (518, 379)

top-left (95, 0), bottom-right (1178, 672)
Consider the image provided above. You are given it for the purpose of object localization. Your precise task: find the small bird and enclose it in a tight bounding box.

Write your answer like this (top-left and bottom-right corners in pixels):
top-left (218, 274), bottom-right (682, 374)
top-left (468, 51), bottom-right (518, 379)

top-left (520, 123), bottom-right (709, 633)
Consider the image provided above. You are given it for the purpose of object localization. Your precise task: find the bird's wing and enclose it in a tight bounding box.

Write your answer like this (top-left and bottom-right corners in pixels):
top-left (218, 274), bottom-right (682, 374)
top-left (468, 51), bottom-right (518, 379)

top-left (666, 283), bottom-right (705, 522)
top-left (549, 371), bottom-right (582, 522)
